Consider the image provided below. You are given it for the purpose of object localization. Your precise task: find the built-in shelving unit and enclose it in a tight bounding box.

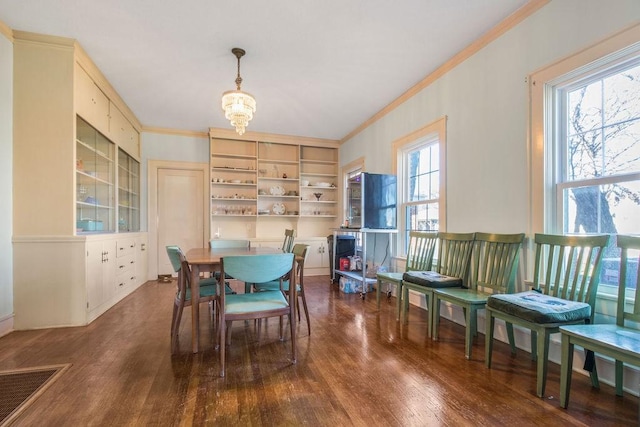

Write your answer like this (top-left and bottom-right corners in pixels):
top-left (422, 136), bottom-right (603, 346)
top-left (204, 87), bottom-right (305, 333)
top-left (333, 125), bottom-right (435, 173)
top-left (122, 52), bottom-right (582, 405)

top-left (209, 129), bottom-right (340, 240)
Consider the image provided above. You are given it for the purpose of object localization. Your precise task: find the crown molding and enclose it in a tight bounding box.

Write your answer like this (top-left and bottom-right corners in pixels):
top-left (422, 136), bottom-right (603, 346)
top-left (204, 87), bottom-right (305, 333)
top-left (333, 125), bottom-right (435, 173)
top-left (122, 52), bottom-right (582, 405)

top-left (0, 19), bottom-right (12, 42)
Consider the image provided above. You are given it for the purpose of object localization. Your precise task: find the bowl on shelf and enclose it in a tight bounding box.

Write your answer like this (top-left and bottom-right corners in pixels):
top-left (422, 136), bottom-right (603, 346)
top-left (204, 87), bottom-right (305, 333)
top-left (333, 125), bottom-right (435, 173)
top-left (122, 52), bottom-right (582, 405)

top-left (301, 180), bottom-right (310, 187)
top-left (315, 182), bottom-right (331, 188)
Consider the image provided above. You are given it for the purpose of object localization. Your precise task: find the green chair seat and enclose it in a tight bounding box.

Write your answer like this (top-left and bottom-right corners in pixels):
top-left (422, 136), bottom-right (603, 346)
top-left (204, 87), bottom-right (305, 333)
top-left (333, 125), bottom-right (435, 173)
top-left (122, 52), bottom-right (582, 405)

top-left (487, 291), bottom-right (591, 324)
top-left (224, 290), bottom-right (289, 314)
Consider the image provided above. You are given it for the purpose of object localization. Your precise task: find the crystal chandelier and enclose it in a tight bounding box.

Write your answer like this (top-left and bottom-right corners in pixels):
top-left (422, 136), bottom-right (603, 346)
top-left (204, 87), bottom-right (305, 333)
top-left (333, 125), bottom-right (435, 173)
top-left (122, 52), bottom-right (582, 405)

top-left (221, 48), bottom-right (256, 135)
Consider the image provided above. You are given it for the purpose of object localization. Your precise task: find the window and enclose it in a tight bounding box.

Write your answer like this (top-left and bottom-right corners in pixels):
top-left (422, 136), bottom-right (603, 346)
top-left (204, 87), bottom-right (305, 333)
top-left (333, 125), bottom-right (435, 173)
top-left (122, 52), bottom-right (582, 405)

top-left (393, 117), bottom-right (446, 256)
top-left (531, 28), bottom-right (640, 296)
top-left (553, 59), bottom-right (640, 293)
top-left (403, 142), bottom-right (440, 234)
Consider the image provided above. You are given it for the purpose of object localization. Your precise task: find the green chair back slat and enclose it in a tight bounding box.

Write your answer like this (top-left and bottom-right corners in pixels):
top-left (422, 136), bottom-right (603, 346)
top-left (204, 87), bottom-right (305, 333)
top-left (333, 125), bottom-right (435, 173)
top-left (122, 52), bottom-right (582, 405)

top-left (406, 231), bottom-right (438, 272)
top-left (282, 229), bottom-right (296, 253)
top-left (436, 232), bottom-right (476, 280)
top-left (532, 234), bottom-right (610, 314)
top-left (471, 232), bottom-right (524, 293)
top-left (618, 235), bottom-right (640, 325)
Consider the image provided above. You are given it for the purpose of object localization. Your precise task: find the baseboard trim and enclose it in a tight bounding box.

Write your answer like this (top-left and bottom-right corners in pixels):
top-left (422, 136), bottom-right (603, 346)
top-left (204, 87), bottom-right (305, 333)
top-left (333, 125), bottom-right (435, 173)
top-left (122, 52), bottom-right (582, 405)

top-left (0, 313), bottom-right (14, 337)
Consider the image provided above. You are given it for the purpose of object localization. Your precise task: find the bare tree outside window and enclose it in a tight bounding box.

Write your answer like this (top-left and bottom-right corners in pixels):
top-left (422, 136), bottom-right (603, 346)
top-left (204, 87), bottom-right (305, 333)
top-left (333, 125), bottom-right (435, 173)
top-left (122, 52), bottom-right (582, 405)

top-left (560, 61), bottom-right (640, 289)
top-left (563, 63), bottom-right (640, 236)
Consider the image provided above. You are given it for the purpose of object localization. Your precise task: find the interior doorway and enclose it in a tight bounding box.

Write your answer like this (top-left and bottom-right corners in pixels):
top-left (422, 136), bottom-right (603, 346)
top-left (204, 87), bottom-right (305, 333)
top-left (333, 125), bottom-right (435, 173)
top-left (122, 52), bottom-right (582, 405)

top-left (148, 160), bottom-right (209, 280)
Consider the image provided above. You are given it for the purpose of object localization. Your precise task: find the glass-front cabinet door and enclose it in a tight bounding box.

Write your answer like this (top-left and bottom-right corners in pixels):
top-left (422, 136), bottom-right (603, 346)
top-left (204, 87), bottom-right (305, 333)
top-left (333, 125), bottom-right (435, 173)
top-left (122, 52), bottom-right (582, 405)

top-left (117, 148), bottom-right (140, 232)
top-left (76, 117), bottom-right (115, 233)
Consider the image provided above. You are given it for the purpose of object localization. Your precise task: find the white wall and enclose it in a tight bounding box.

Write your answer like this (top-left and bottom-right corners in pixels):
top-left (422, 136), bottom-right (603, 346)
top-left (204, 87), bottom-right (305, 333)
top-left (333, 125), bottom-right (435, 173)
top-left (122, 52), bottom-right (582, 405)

top-left (341, 0), bottom-right (640, 235)
top-left (139, 131), bottom-right (209, 231)
top-left (341, 0), bottom-right (640, 393)
top-left (0, 30), bottom-right (13, 335)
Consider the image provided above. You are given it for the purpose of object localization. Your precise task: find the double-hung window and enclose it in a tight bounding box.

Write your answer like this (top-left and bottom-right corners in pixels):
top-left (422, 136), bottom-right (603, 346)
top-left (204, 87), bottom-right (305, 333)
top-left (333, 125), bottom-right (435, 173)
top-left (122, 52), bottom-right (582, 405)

top-left (394, 118), bottom-right (446, 256)
top-left (541, 44), bottom-right (640, 296)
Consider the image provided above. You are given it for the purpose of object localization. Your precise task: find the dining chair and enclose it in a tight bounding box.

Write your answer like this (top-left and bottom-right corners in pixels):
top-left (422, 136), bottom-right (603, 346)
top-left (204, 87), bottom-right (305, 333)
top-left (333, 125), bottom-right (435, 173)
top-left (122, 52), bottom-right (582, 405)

top-left (485, 233), bottom-right (610, 398)
top-left (401, 232), bottom-right (475, 337)
top-left (209, 239), bottom-right (251, 249)
top-left (432, 232), bottom-right (524, 359)
top-left (254, 244), bottom-right (311, 334)
top-left (209, 239), bottom-right (251, 291)
top-left (376, 231), bottom-right (438, 320)
top-left (166, 245), bottom-right (220, 353)
top-left (559, 234), bottom-right (640, 408)
top-left (217, 252), bottom-right (297, 377)
top-left (282, 229), bottom-right (296, 253)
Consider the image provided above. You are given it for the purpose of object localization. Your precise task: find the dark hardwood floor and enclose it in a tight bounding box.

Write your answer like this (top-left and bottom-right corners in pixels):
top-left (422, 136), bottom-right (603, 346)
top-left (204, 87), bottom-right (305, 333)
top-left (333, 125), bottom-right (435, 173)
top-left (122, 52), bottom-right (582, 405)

top-left (1, 276), bottom-right (637, 426)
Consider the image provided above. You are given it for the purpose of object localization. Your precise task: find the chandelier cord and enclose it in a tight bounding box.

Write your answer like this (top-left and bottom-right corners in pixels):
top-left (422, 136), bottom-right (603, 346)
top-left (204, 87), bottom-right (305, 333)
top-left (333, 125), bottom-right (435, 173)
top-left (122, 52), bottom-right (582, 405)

top-left (235, 55), bottom-right (242, 90)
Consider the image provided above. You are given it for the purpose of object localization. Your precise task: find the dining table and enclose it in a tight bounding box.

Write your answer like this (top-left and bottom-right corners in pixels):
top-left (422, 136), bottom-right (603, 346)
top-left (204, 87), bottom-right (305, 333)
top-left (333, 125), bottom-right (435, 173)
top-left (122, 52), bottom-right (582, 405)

top-left (184, 246), bottom-right (283, 353)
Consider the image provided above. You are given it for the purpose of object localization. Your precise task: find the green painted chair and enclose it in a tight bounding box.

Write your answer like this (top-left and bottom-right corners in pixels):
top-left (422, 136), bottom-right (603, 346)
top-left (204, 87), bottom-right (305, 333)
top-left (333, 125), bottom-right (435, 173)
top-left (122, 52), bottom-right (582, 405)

top-left (401, 232), bottom-right (475, 337)
top-left (432, 232), bottom-right (524, 359)
top-left (376, 231), bottom-right (437, 320)
top-left (282, 229), bottom-right (296, 253)
top-left (485, 233), bottom-right (610, 398)
top-left (218, 252), bottom-right (296, 377)
top-left (254, 244), bottom-right (311, 335)
top-left (559, 234), bottom-right (640, 408)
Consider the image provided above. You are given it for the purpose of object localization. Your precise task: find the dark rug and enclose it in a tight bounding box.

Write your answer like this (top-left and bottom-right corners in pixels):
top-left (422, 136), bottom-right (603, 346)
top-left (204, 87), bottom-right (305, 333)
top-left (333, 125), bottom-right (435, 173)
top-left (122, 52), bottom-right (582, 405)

top-left (0, 364), bottom-right (71, 426)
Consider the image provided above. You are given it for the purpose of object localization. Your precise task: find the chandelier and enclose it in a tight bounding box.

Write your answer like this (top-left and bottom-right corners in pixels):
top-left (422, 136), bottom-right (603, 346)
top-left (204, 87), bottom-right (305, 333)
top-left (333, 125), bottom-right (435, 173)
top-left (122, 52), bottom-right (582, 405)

top-left (221, 48), bottom-right (256, 135)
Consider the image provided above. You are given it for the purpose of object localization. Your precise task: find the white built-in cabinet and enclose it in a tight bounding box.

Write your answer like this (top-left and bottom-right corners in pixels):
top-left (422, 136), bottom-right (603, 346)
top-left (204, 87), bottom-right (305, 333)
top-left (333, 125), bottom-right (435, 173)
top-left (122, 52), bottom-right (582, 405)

top-left (12, 31), bottom-right (147, 329)
top-left (209, 129), bottom-right (340, 275)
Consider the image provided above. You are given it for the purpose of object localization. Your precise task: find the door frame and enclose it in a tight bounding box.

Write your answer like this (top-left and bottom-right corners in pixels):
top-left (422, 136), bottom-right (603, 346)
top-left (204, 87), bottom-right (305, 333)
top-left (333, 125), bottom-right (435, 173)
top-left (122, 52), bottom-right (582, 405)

top-left (148, 159), bottom-right (209, 279)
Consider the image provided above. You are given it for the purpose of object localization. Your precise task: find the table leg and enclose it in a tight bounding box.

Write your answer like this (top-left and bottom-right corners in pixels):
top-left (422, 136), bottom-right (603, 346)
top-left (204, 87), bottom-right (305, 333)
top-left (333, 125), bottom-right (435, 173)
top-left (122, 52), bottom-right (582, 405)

top-left (191, 264), bottom-right (200, 353)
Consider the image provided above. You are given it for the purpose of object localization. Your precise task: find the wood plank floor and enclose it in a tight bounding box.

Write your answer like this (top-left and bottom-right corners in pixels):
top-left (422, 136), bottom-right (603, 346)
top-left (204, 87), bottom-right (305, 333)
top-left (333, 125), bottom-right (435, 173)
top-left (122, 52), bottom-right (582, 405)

top-left (1, 276), bottom-right (637, 426)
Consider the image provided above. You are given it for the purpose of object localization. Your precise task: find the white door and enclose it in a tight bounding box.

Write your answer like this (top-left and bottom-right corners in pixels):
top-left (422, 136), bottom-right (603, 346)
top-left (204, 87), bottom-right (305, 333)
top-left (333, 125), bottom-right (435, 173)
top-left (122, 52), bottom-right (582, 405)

top-left (157, 168), bottom-right (205, 276)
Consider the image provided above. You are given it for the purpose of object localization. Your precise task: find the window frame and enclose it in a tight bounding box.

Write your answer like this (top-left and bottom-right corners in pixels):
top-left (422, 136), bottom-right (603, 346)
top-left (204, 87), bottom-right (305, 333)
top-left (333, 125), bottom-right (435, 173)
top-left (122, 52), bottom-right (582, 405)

top-left (393, 117), bottom-right (447, 257)
top-left (530, 24), bottom-right (640, 300)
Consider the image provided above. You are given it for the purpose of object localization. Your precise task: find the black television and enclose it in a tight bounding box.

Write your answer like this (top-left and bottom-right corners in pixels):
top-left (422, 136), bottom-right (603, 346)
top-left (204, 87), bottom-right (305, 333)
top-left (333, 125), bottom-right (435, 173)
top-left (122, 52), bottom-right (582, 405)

top-left (347, 172), bottom-right (397, 229)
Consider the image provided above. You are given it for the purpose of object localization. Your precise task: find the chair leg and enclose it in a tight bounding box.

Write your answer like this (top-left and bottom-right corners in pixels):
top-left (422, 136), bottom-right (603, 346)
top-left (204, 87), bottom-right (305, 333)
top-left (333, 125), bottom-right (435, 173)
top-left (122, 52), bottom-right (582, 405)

top-left (432, 294), bottom-right (440, 341)
top-left (289, 313), bottom-right (297, 364)
top-left (402, 286), bottom-right (410, 325)
top-left (220, 316), bottom-right (226, 377)
top-left (172, 302), bottom-right (185, 354)
top-left (300, 293), bottom-right (311, 335)
top-left (485, 311), bottom-right (495, 368)
top-left (465, 306), bottom-right (476, 360)
top-left (279, 316), bottom-right (284, 341)
top-left (506, 322), bottom-right (516, 354)
top-left (559, 333), bottom-right (574, 408)
top-left (615, 360), bottom-right (623, 396)
top-left (531, 331), bottom-right (538, 361)
top-left (536, 329), bottom-right (550, 398)
top-left (424, 292), bottom-right (432, 338)
top-left (396, 281), bottom-right (403, 321)
top-left (376, 278), bottom-right (382, 309)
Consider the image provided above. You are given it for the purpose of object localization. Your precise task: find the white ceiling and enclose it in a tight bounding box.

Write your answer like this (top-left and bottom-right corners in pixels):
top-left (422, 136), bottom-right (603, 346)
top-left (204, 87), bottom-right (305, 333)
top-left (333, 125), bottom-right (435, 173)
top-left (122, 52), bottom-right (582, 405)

top-left (0, 0), bottom-right (530, 140)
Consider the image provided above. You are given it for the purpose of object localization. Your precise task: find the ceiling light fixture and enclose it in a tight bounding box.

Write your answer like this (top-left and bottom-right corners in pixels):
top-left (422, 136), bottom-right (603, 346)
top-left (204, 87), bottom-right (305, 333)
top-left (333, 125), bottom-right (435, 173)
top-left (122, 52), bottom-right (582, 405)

top-left (221, 47), bottom-right (256, 135)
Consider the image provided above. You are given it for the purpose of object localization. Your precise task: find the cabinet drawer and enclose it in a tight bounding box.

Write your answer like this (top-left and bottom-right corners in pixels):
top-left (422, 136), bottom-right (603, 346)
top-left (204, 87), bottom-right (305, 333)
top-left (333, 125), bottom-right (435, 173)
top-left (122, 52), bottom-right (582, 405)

top-left (116, 238), bottom-right (136, 258)
top-left (117, 253), bottom-right (135, 273)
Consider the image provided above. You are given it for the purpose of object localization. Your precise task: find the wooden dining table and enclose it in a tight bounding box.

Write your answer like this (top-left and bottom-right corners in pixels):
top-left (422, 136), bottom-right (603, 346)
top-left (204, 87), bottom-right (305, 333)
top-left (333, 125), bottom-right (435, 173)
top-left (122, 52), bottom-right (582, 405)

top-left (185, 246), bottom-right (283, 353)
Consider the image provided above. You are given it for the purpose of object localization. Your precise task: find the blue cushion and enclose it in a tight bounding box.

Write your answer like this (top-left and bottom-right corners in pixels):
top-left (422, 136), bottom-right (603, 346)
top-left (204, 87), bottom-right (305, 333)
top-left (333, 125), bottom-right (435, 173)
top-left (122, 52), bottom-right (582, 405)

top-left (225, 290), bottom-right (289, 314)
top-left (402, 271), bottom-right (462, 288)
top-left (487, 290), bottom-right (591, 324)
